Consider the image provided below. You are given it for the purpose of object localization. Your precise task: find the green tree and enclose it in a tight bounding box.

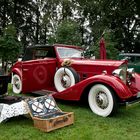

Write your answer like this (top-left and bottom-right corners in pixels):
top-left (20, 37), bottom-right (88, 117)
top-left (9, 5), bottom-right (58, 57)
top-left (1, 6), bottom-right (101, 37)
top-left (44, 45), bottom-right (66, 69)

top-left (100, 0), bottom-right (140, 52)
top-left (41, 0), bottom-right (60, 44)
top-left (55, 20), bottom-right (82, 46)
top-left (104, 31), bottom-right (119, 60)
top-left (0, 0), bottom-right (139, 56)
top-left (0, 25), bottom-right (22, 73)
top-left (90, 30), bottom-right (119, 60)
top-left (76, 0), bottom-right (140, 53)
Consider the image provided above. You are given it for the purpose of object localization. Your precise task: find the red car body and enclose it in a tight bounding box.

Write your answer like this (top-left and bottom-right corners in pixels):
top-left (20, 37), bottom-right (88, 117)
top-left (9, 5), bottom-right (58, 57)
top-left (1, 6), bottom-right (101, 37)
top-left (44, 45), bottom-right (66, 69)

top-left (11, 44), bottom-right (140, 117)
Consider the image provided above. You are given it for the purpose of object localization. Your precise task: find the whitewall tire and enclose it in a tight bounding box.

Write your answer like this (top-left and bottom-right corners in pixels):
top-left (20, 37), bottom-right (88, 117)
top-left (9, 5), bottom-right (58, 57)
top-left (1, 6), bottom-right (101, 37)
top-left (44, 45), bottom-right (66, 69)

top-left (12, 74), bottom-right (22, 94)
top-left (54, 67), bottom-right (79, 92)
top-left (88, 84), bottom-right (117, 117)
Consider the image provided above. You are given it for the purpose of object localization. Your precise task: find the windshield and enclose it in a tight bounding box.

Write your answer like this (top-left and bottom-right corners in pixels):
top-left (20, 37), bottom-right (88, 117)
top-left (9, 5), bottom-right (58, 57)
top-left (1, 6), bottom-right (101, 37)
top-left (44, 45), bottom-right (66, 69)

top-left (57, 47), bottom-right (83, 58)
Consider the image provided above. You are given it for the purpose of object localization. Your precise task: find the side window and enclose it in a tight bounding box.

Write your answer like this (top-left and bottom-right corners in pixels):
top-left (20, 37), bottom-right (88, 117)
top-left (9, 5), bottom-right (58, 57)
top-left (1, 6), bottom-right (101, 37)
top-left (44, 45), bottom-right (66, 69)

top-left (22, 49), bottom-right (33, 61)
top-left (128, 56), bottom-right (135, 63)
top-left (34, 50), bottom-right (48, 59)
top-left (135, 56), bottom-right (140, 64)
top-left (121, 56), bottom-right (129, 60)
top-left (33, 48), bottom-right (56, 59)
top-left (23, 47), bottom-right (56, 61)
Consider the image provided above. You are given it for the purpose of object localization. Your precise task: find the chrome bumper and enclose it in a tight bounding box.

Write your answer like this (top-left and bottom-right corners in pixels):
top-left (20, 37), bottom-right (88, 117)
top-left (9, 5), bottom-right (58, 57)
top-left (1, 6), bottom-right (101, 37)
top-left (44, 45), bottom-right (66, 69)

top-left (124, 97), bottom-right (140, 108)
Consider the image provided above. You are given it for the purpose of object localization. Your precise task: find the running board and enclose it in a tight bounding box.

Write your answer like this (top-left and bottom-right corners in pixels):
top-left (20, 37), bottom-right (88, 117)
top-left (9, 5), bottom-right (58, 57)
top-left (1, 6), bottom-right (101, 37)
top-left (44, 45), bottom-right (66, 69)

top-left (31, 90), bottom-right (56, 96)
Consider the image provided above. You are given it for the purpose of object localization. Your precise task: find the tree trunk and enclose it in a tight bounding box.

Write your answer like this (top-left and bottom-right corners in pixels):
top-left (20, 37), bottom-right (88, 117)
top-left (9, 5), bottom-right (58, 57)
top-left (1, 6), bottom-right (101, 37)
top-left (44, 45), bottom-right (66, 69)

top-left (44, 24), bottom-right (47, 44)
top-left (13, 0), bottom-right (17, 26)
top-left (2, 0), bottom-right (7, 29)
top-left (1, 59), bottom-right (7, 75)
top-left (36, 7), bottom-right (40, 44)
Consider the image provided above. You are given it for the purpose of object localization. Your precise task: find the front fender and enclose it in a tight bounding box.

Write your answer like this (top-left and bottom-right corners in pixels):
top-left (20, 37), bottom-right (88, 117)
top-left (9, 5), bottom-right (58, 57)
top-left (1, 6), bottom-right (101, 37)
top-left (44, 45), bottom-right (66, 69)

top-left (83, 75), bottom-right (133, 100)
top-left (53, 74), bottom-right (133, 101)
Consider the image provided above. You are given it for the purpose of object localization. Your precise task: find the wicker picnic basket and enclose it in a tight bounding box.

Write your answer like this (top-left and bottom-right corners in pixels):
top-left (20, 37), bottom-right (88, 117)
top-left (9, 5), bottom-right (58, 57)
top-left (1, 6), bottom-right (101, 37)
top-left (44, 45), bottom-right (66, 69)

top-left (26, 95), bottom-right (74, 132)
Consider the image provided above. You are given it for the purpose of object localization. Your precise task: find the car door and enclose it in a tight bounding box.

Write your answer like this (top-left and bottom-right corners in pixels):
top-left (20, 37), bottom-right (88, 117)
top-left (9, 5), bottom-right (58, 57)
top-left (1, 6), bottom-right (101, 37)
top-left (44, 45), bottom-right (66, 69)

top-left (22, 48), bottom-right (57, 93)
top-left (22, 59), bottom-right (48, 92)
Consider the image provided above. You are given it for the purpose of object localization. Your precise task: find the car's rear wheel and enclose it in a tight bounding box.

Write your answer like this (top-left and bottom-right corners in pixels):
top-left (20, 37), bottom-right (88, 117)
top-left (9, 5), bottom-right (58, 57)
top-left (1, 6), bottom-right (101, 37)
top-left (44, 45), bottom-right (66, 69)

top-left (88, 84), bottom-right (117, 117)
top-left (54, 67), bottom-right (79, 92)
top-left (12, 74), bottom-right (22, 94)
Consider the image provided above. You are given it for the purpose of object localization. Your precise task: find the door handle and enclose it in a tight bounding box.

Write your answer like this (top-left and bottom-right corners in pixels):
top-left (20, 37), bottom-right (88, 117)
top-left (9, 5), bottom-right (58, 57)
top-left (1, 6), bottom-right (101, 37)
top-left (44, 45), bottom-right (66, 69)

top-left (23, 69), bottom-right (28, 71)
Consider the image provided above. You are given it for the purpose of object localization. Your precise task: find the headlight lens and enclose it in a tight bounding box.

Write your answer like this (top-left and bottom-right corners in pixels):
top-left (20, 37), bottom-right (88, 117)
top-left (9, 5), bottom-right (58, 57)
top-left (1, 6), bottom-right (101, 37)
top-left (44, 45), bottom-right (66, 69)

top-left (112, 64), bottom-right (127, 84)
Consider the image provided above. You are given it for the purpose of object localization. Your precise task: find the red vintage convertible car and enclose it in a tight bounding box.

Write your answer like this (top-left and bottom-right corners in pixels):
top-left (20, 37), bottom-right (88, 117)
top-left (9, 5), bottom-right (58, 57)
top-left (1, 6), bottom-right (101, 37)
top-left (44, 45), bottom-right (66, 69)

top-left (11, 44), bottom-right (140, 117)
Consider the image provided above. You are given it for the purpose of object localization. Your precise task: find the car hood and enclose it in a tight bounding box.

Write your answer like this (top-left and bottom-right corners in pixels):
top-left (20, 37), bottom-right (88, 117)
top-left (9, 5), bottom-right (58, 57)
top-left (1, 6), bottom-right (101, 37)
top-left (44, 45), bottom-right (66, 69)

top-left (61, 58), bottom-right (127, 75)
top-left (71, 59), bottom-right (125, 67)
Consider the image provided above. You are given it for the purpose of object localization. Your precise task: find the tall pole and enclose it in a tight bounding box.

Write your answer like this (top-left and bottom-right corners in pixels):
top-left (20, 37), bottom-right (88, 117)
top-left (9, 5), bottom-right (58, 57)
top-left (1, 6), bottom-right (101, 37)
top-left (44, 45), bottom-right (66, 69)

top-left (99, 35), bottom-right (106, 60)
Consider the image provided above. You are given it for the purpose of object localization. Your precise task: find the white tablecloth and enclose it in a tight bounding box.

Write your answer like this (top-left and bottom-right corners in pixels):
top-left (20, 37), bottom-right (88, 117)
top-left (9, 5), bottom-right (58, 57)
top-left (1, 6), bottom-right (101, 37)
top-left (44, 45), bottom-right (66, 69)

top-left (0, 101), bottom-right (29, 123)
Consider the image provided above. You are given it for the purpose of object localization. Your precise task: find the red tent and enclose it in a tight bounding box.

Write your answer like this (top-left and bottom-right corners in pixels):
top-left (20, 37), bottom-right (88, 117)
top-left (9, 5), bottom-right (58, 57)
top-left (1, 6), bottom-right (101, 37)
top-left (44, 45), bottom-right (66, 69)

top-left (99, 37), bottom-right (106, 59)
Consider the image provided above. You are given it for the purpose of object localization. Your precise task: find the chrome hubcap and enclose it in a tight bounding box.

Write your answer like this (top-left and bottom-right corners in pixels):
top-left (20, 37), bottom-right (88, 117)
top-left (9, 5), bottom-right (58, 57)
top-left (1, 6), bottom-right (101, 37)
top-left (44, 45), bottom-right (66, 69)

top-left (96, 92), bottom-right (109, 109)
top-left (61, 74), bottom-right (71, 88)
top-left (14, 78), bottom-right (20, 89)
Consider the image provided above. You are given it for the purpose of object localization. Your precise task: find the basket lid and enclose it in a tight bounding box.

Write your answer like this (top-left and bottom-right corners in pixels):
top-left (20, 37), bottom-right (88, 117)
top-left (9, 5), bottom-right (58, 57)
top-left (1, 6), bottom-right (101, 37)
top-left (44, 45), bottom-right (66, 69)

top-left (26, 95), bottom-right (62, 119)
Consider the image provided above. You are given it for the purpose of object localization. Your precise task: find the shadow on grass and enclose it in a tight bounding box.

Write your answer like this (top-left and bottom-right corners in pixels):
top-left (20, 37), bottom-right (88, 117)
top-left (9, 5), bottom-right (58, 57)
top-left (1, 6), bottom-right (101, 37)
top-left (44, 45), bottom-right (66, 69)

top-left (2, 115), bottom-right (32, 125)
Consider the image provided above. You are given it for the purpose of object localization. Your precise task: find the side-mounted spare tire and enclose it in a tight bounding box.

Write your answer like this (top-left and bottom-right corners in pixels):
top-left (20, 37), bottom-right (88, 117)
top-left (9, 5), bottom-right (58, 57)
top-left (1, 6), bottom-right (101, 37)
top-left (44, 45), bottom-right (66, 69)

top-left (54, 67), bottom-right (79, 92)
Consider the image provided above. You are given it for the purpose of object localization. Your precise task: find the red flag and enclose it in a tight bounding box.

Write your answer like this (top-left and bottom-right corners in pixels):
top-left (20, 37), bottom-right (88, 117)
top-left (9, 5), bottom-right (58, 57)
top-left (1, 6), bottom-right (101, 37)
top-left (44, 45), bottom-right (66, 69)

top-left (99, 37), bottom-right (106, 59)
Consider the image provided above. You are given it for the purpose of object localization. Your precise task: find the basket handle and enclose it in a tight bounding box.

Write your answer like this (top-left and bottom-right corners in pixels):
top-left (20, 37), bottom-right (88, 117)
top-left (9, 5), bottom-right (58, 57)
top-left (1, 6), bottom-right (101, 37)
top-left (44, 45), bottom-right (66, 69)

top-left (53, 116), bottom-right (68, 127)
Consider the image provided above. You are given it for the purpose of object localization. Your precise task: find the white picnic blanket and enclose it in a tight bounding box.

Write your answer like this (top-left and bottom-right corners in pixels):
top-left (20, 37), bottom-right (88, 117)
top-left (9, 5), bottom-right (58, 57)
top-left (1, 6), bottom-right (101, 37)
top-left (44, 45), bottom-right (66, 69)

top-left (0, 101), bottom-right (28, 123)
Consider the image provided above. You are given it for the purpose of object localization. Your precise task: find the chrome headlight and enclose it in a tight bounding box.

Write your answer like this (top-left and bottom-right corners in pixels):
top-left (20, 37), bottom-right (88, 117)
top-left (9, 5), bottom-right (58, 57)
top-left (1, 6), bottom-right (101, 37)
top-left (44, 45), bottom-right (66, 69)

top-left (112, 64), bottom-right (127, 84)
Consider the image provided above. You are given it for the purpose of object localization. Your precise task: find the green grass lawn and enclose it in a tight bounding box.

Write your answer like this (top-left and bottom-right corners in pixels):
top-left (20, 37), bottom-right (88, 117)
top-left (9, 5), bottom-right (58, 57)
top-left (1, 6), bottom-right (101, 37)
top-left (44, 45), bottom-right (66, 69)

top-left (0, 85), bottom-right (140, 140)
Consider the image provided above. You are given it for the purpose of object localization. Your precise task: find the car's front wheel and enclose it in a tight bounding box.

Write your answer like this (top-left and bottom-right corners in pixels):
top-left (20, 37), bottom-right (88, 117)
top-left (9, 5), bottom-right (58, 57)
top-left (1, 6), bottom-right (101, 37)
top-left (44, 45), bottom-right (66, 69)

top-left (12, 74), bottom-right (22, 94)
top-left (88, 84), bottom-right (117, 117)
